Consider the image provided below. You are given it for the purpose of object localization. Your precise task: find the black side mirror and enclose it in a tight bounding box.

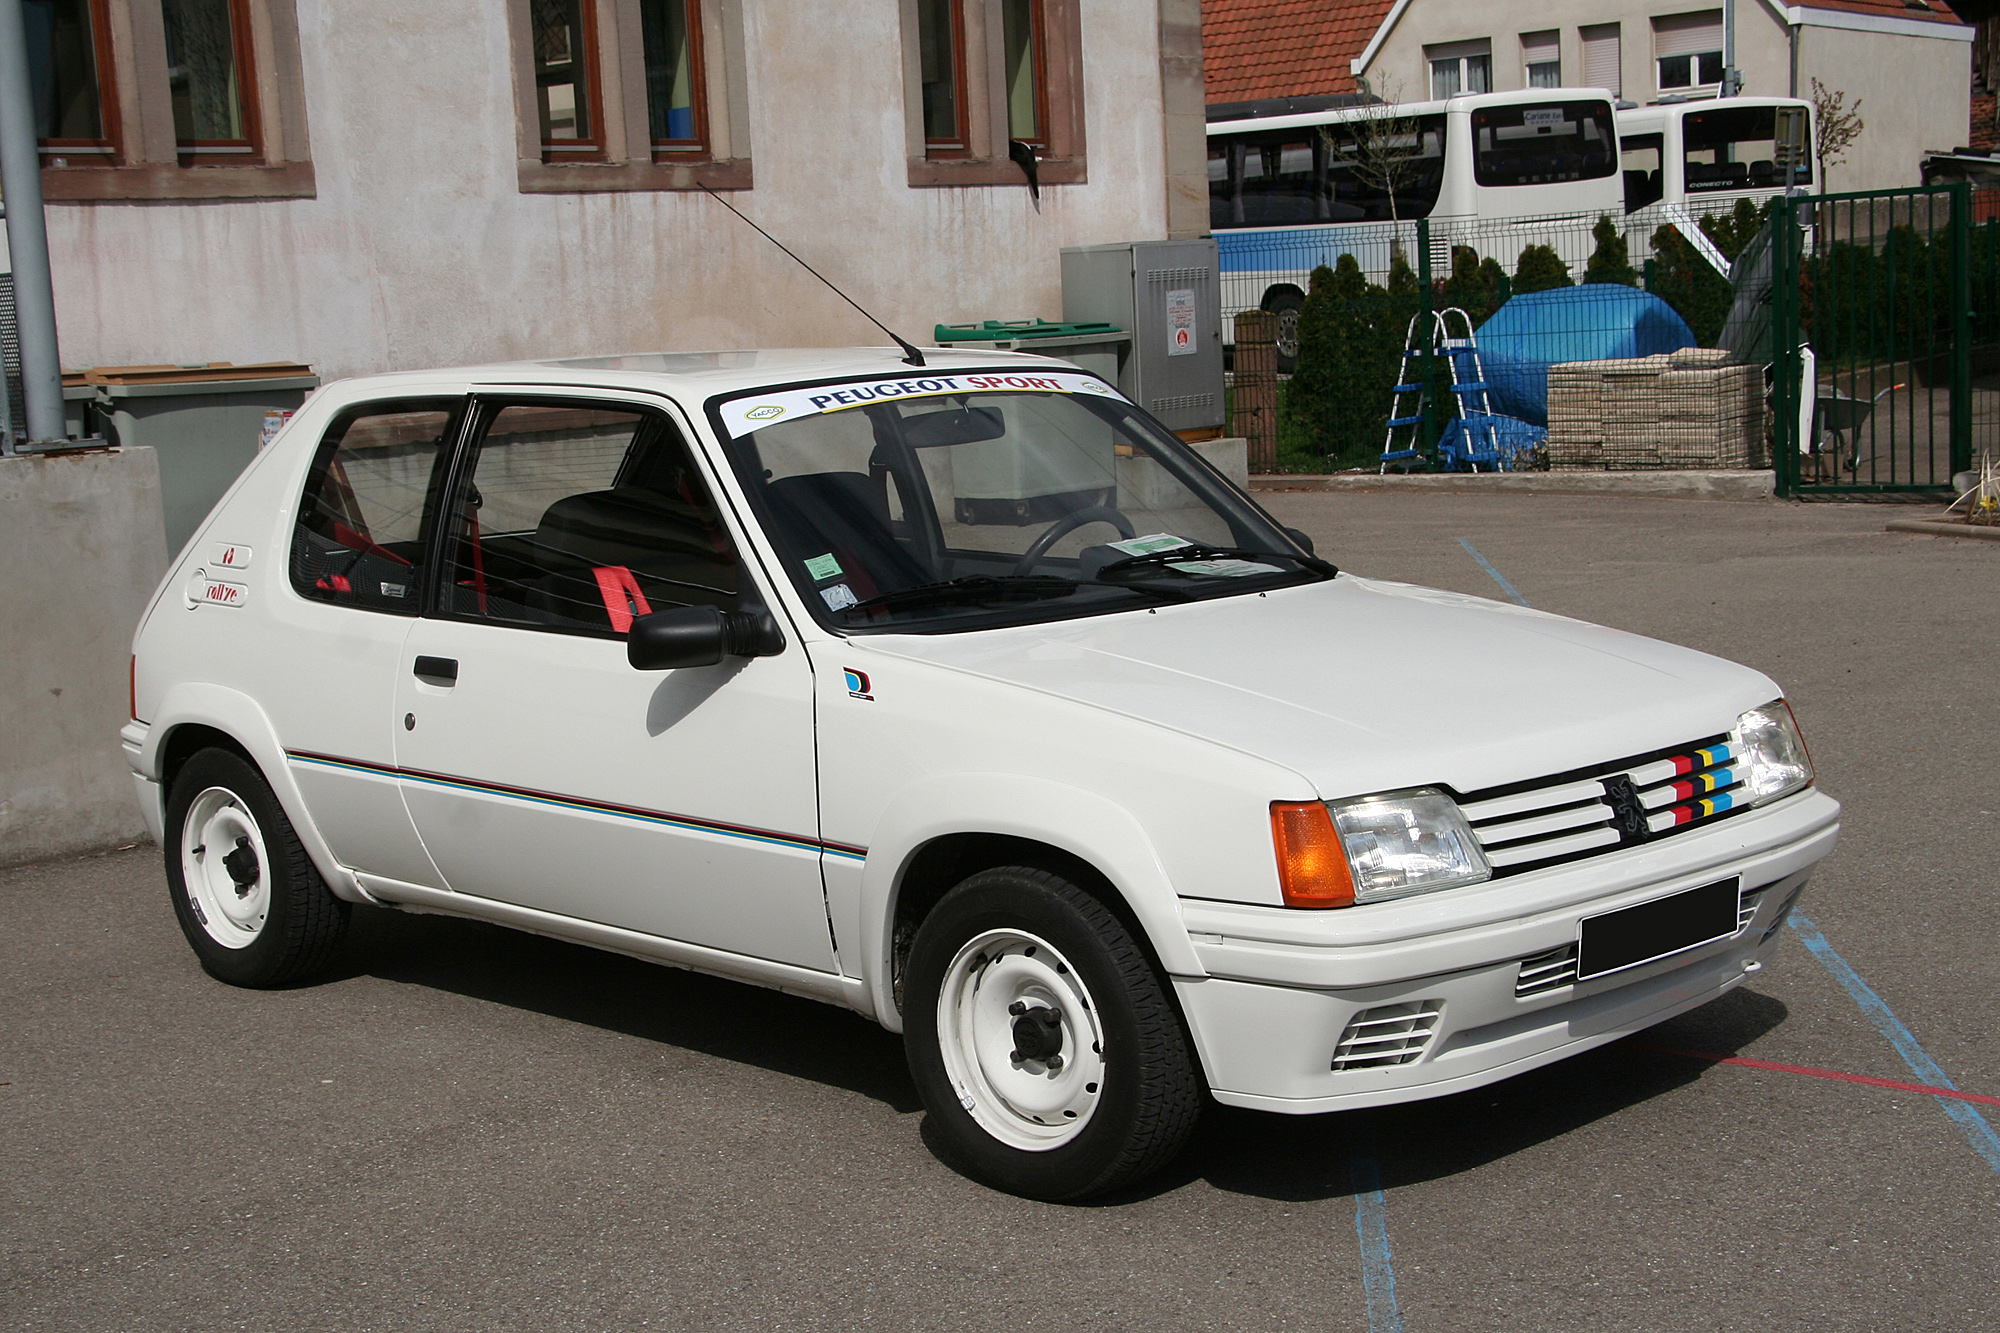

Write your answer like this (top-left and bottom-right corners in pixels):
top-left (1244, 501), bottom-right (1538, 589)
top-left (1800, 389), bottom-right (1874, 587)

top-left (628, 606), bottom-right (786, 670)
top-left (1283, 527), bottom-right (1316, 555)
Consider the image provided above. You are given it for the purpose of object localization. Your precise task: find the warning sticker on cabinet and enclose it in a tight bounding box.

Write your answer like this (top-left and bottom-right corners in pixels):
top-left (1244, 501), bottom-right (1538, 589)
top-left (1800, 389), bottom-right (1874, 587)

top-left (1166, 289), bottom-right (1197, 357)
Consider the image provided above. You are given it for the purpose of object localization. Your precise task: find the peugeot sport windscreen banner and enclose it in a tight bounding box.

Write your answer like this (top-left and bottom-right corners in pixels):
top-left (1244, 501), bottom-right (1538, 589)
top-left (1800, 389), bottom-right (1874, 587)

top-left (716, 370), bottom-right (1129, 437)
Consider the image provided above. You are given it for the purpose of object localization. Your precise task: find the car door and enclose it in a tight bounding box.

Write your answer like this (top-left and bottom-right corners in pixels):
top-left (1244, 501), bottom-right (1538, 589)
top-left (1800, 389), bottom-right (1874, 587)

top-left (263, 394), bottom-right (463, 890)
top-left (391, 393), bottom-right (835, 973)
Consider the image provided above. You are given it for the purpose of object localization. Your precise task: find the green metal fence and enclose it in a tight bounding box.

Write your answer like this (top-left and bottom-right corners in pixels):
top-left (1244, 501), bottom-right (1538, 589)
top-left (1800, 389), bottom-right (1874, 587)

top-left (1770, 184), bottom-right (1977, 496)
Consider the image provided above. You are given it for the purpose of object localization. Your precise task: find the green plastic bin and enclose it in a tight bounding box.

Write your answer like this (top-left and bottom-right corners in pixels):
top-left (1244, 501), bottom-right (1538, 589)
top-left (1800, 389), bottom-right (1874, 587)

top-left (933, 320), bottom-right (1130, 386)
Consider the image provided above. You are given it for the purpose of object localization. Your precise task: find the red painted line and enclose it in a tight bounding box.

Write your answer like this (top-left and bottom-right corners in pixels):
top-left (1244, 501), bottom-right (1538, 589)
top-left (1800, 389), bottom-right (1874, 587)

top-left (1638, 1044), bottom-right (2000, 1108)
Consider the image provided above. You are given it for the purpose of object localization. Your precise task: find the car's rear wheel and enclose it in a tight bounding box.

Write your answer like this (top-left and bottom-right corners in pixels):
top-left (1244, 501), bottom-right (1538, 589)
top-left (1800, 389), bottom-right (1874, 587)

top-left (164, 748), bottom-right (349, 987)
top-left (903, 866), bottom-right (1201, 1200)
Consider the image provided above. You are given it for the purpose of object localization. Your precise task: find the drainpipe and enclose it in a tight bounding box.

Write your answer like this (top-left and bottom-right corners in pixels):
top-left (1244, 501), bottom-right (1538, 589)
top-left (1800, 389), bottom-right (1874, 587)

top-left (1789, 11), bottom-right (1800, 99)
top-left (0, 0), bottom-right (70, 452)
top-left (1723, 0), bottom-right (1741, 97)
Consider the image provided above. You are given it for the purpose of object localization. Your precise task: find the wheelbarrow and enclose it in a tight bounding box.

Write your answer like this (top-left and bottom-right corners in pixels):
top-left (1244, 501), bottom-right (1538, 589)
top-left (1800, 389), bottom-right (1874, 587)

top-left (1809, 383), bottom-right (1904, 478)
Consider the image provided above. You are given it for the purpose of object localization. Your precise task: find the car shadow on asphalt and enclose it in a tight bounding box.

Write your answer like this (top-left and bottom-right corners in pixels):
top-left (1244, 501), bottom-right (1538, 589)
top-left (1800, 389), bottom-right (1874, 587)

top-left (335, 902), bottom-right (925, 1114)
top-left (333, 904), bottom-right (1789, 1204)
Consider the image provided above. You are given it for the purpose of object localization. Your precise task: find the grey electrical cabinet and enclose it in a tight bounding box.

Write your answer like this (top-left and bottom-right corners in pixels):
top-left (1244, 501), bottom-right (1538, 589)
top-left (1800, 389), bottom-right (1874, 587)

top-left (1059, 239), bottom-right (1224, 435)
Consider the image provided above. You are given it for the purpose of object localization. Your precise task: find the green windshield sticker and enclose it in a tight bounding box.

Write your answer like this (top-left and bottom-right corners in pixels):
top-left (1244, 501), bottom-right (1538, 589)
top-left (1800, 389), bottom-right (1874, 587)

top-left (1107, 533), bottom-right (1195, 557)
top-left (1168, 559), bottom-right (1272, 578)
top-left (805, 553), bottom-right (844, 582)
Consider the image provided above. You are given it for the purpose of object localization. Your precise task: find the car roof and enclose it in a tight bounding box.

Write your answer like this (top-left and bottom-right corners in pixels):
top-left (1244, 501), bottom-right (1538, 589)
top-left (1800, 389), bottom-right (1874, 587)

top-left (319, 347), bottom-right (1097, 403)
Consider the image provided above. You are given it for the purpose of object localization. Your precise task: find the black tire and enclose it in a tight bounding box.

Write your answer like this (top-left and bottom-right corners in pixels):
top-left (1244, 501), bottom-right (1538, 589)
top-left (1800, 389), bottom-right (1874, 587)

top-left (164, 747), bottom-right (350, 987)
top-left (1263, 288), bottom-right (1306, 374)
top-left (903, 866), bottom-right (1202, 1201)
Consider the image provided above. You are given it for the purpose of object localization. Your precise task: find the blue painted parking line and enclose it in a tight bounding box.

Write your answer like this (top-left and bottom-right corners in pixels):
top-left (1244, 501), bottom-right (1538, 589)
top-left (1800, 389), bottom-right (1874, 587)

top-left (1456, 537), bottom-right (1532, 607)
top-left (1349, 1146), bottom-right (1405, 1333)
top-left (1787, 910), bottom-right (2000, 1174)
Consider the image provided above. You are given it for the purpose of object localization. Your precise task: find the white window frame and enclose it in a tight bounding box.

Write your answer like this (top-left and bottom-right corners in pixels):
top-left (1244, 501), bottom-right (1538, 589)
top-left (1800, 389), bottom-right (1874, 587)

top-left (1426, 39), bottom-right (1492, 100)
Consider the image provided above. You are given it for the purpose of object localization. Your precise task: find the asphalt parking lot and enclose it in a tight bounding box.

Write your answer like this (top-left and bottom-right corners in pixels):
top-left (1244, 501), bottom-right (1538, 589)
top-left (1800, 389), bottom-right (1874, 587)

top-left (4, 491), bottom-right (1996, 1332)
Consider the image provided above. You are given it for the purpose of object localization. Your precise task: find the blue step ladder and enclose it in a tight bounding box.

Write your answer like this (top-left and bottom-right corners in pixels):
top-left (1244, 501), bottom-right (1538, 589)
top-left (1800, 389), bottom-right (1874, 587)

top-left (1378, 312), bottom-right (1436, 473)
top-left (1434, 307), bottom-right (1508, 472)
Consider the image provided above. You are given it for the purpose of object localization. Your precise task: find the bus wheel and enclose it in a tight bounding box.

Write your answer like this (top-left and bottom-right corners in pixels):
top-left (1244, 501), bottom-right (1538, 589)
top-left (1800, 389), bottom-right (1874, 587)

top-left (1262, 288), bottom-right (1305, 373)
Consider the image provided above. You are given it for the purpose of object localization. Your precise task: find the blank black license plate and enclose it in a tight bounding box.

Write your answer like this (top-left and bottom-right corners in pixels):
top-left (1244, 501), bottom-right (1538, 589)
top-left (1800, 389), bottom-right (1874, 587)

top-left (1577, 877), bottom-right (1740, 982)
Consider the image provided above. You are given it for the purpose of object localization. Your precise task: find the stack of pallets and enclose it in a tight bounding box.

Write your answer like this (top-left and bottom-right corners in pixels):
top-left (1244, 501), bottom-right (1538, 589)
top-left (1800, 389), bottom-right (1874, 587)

top-left (1548, 348), bottom-right (1767, 471)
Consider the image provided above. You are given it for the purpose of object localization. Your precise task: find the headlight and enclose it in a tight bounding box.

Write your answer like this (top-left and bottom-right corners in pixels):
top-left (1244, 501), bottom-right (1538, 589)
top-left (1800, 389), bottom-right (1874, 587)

top-left (1734, 699), bottom-right (1814, 805)
top-left (1271, 788), bottom-right (1490, 908)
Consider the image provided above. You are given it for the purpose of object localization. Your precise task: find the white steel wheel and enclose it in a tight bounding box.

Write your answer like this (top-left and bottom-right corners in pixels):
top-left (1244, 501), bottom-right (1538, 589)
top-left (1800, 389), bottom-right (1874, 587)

top-left (180, 786), bottom-right (272, 949)
top-left (164, 747), bottom-right (349, 987)
top-left (936, 929), bottom-right (1107, 1151)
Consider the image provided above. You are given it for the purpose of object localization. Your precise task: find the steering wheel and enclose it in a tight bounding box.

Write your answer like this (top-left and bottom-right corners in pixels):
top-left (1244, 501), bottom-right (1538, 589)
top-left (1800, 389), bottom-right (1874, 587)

top-left (1012, 505), bottom-right (1137, 575)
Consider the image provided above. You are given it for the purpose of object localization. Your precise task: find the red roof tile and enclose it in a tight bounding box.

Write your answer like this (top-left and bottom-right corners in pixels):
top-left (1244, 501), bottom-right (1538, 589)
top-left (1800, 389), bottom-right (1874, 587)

top-left (1803, 0), bottom-right (1966, 24)
top-left (1203, 0), bottom-right (1397, 103)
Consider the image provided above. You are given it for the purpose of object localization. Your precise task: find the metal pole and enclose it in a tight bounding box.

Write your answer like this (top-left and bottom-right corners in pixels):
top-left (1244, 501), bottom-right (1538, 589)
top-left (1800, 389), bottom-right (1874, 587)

top-left (1950, 181), bottom-right (1973, 478)
top-left (1723, 0), bottom-right (1739, 98)
top-left (0, 0), bottom-right (67, 450)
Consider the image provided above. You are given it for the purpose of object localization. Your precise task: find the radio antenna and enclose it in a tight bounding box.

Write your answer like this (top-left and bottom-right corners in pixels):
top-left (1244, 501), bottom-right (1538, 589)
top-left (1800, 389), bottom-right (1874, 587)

top-left (700, 185), bottom-right (926, 367)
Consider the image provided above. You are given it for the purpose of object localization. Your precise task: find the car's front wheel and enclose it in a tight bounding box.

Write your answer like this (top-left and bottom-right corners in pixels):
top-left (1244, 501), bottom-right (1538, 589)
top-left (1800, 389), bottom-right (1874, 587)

top-left (164, 747), bottom-right (350, 987)
top-left (903, 866), bottom-right (1202, 1200)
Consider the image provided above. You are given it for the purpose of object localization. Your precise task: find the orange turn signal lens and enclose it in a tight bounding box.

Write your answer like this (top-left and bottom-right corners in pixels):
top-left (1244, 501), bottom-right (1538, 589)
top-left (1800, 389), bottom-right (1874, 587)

top-left (1270, 801), bottom-right (1356, 908)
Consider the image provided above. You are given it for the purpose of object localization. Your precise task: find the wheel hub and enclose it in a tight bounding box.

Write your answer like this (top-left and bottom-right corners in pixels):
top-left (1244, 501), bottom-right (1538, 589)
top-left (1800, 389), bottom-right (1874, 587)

top-left (1009, 1002), bottom-right (1064, 1065)
top-left (222, 836), bottom-right (260, 896)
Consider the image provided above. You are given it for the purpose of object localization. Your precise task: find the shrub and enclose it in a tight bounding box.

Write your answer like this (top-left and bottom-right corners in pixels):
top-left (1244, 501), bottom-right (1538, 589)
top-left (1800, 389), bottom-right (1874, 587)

top-left (1513, 244), bottom-right (1573, 294)
top-left (1583, 215), bottom-right (1638, 286)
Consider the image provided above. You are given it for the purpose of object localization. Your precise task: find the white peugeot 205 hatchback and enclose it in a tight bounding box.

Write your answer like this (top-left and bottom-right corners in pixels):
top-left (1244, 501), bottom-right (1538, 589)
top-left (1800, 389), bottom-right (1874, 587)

top-left (123, 348), bottom-right (1838, 1200)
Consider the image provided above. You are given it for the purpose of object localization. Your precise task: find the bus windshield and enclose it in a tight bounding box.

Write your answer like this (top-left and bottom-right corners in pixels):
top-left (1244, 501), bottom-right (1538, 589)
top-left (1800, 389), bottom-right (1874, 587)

top-left (1471, 100), bottom-right (1615, 187)
top-left (1683, 105), bottom-right (1811, 193)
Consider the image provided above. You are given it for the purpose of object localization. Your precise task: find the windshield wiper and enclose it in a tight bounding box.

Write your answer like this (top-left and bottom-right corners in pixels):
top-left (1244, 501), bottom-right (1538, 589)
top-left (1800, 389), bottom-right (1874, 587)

top-left (843, 574), bottom-right (1189, 617)
top-left (1094, 543), bottom-right (1340, 580)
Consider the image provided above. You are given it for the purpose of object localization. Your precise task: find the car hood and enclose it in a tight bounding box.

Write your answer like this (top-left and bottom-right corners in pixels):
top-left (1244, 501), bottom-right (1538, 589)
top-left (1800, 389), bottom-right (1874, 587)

top-left (860, 575), bottom-right (1779, 799)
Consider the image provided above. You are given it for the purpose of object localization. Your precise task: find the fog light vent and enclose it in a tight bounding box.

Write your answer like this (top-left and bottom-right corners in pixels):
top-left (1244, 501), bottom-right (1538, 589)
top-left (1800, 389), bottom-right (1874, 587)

top-left (1331, 1000), bottom-right (1444, 1070)
top-left (1516, 943), bottom-right (1580, 997)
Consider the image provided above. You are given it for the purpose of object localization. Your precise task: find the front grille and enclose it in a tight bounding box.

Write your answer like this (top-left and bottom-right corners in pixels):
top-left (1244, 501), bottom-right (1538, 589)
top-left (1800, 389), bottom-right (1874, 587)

top-left (1516, 943), bottom-right (1580, 996)
top-left (1331, 1000), bottom-right (1444, 1070)
top-left (1458, 734), bottom-right (1747, 879)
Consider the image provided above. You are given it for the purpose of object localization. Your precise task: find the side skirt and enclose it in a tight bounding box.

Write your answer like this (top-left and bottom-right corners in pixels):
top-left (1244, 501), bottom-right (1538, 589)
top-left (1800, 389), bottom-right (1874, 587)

top-left (357, 875), bottom-right (876, 1018)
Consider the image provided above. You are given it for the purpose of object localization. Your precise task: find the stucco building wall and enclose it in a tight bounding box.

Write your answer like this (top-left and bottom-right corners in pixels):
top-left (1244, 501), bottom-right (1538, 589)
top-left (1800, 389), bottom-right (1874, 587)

top-left (47, 0), bottom-right (1181, 384)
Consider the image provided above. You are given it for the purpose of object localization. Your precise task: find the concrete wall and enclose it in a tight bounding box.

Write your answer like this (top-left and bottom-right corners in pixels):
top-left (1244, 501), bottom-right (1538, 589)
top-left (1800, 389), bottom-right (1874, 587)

top-left (45, 0), bottom-right (1177, 384)
top-left (0, 448), bottom-right (169, 867)
top-left (1358, 1), bottom-right (1969, 192)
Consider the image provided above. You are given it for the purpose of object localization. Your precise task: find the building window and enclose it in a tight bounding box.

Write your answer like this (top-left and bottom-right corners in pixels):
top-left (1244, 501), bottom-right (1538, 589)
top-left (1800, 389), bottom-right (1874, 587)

top-left (533, 0), bottom-right (603, 159)
top-left (39, 0), bottom-right (314, 202)
top-left (901, 0), bottom-right (1085, 188)
top-left (1654, 11), bottom-right (1723, 92)
top-left (1581, 23), bottom-right (1622, 97)
top-left (916, 0), bottom-right (967, 152)
top-left (1426, 41), bottom-right (1492, 99)
top-left (1002, 0), bottom-right (1045, 144)
top-left (27, 0), bottom-right (120, 163)
top-left (163, 0), bottom-right (259, 161)
top-left (1522, 31), bottom-right (1560, 90)
top-left (508, 0), bottom-right (752, 192)
top-left (640, 0), bottom-right (704, 155)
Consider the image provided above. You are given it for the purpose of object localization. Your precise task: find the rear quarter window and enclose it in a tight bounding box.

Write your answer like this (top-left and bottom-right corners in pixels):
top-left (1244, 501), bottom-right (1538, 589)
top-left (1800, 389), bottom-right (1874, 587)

top-left (290, 399), bottom-right (461, 614)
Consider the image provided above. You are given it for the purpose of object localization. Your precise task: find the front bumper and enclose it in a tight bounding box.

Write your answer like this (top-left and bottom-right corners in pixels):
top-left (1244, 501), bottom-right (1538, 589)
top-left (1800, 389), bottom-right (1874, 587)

top-left (1172, 787), bottom-right (1838, 1113)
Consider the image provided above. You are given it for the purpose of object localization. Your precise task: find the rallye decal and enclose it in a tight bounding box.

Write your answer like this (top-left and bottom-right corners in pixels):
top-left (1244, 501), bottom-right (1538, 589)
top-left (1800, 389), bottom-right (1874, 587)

top-left (287, 751), bottom-right (867, 861)
top-left (719, 370), bottom-right (1127, 438)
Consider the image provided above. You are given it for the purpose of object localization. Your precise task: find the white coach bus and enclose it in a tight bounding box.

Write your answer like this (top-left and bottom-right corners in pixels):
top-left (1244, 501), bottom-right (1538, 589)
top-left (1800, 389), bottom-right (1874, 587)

top-left (1619, 97), bottom-right (1815, 214)
top-left (1208, 88), bottom-right (1624, 367)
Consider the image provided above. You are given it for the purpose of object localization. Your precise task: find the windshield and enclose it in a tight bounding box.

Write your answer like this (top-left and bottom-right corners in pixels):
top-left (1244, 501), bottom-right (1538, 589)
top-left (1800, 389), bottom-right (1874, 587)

top-left (711, 371), bottom-right (1329, 633)
top-left (1471, 99), bottom-right (1615, 187)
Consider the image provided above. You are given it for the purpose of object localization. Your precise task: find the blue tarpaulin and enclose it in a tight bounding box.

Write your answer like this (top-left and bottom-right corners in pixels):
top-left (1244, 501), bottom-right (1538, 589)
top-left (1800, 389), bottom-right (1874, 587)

top-left (1473, 286), bottom-right (1697, 427)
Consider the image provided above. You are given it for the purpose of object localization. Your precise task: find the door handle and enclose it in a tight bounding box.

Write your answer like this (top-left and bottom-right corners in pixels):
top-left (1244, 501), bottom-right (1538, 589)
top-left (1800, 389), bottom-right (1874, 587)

top-left (413, 656), bottom-right (458, 684)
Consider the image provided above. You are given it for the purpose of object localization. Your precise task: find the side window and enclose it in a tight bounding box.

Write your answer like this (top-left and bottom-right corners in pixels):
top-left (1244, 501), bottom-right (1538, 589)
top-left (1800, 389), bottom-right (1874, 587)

top-left (290, 400), bottom-right (460, 614)
top-left (440, 402), bottom-right (740, 635)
